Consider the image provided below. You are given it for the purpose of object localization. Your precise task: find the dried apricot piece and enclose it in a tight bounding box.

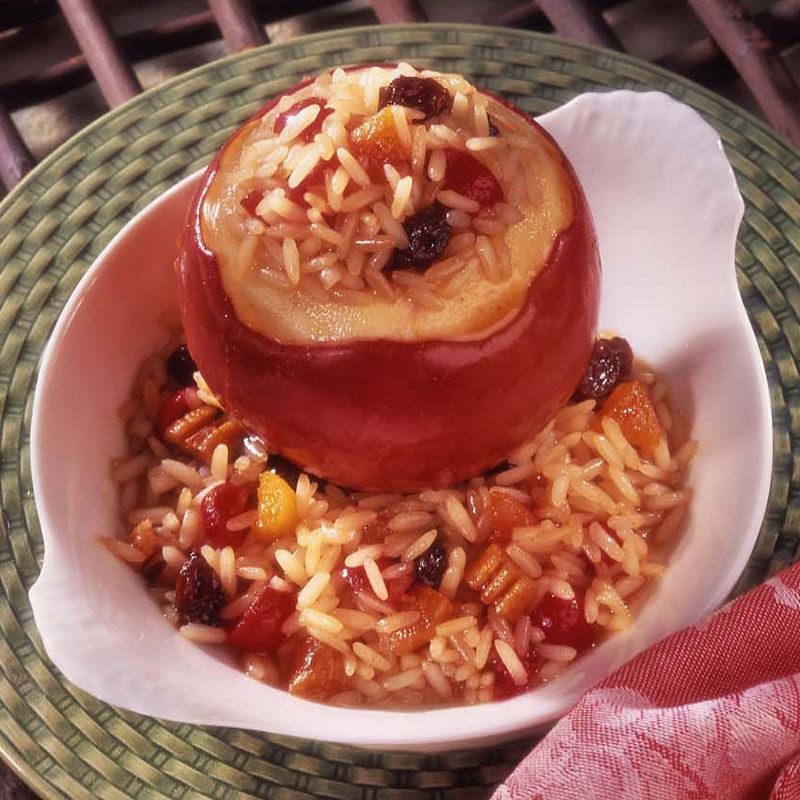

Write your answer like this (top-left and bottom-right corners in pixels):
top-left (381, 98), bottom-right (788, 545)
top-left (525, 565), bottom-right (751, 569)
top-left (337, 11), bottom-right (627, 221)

top-left (488, 492), bottom-right (536, 542)
top-left (350, 106), bottom-right (409, 171)
top-left (597, 380), bottom-right (661, 449)
top-left (253, 471), bottom-right (298, 542)
top-left (388, 584), bottom-right (453, 655)
top-left (288, 637), bottom-right (347, 699)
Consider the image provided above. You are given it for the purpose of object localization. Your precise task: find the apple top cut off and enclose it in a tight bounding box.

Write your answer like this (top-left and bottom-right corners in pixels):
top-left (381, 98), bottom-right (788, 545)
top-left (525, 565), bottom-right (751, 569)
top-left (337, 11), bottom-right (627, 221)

top-left (200, 64), bottom-right (575, 345)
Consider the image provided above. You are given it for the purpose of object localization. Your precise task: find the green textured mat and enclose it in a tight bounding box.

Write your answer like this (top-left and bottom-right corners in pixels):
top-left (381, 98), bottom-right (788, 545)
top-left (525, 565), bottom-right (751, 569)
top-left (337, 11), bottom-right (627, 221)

top-left (0, 22), bottom-right (796, 800)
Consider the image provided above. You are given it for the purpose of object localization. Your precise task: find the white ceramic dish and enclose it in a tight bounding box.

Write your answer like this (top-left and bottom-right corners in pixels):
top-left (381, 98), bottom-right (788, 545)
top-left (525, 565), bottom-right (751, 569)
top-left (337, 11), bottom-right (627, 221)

top-left (29, 90), bottom-right (771, 750)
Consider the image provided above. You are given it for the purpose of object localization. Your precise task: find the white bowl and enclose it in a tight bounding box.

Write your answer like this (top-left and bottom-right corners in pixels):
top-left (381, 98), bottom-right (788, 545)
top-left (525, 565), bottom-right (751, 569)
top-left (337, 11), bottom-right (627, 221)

top-left (29, 91), bottom-right (771, 750)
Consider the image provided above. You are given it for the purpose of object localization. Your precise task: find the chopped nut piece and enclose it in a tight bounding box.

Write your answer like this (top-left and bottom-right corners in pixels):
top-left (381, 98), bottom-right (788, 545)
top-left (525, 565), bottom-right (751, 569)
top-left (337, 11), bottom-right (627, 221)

top-left (163, 406), bottom-right (219, 447)
top-left (465, 543), bottom-right (537, 621)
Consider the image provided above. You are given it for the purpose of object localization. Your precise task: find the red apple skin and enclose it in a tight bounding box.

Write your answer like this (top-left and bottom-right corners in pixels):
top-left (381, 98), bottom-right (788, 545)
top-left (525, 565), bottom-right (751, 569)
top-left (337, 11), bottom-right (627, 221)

top-left (177, 83), bottom-right (601, 491)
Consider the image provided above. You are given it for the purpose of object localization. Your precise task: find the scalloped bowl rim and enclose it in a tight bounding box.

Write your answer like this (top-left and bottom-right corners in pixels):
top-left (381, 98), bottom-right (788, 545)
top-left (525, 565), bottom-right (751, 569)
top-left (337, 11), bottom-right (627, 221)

top-left (29, 89), bottom-right (772, 749)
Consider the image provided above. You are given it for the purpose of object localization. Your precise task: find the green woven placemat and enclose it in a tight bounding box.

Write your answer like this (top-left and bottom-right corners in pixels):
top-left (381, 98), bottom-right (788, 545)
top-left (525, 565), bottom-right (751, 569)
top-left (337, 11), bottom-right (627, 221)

top-left (0, 23), bottom-right (797, 800)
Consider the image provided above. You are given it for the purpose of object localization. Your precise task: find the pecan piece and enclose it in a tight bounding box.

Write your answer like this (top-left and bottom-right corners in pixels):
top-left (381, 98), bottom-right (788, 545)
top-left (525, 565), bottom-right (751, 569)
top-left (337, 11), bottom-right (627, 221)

top-left (184, 419), bottom-right (244, 463)
top-left (163, 406), bottom-right (219, 447)
top-left (162, 406), bottom-right (244, 465)
top-left (465, 543), bottom-right (537, 621)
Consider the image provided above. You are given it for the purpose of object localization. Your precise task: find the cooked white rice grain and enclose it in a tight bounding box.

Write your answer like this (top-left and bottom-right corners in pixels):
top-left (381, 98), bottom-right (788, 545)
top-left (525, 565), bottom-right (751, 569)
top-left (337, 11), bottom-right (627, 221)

top-left (128, 506), bottom-right (173, 525)
top-left (494, 640), bottom-right (527, 686)
top-left (161, 459), bottom-right (205, 491)
top-left (645, 491), bottom-right (690, 510)
top-left (376, 611), bottom-right (421, 634)
top-left (300, 607), bottom-right (344, 634)
top-left (383, 668), bottom-right (425, 692)
top-left (332, 608), bottom-right (376, 631)
top-left (344, 544), bottom-right (385, 568)
top-left (387, 510), bottom-right (434, 533)
top-left (112, 454), bottom-right (150, 484)
top-left (179, 623), bottom-right (227, 644)
top-left (297, 572), bottom-right (331, 609)
top-left (278, 103), bottom-right (320, 143)
top-left (103, 538), bottom-right (146, 564)
top-left (439, 546), bottom-right (466, 599)
top-left (336, 147), bottom-right (371, 187)
top-left (402, 529), bottom-right (438, 562)
top-left (363, 558), bottom-right (389, 601)
top-left (437, 189), bottom-right (480, 214)
top-left (422, 661), bottom-right (453, 698)
top-left (435, 616), bottom-right (478, 638)
top-left (514, 615), bottom-right (532, 658)
top-left (505, 544), bottom-right (542, 579)
top-left (391, 176), bottom-right (413, 219)
top-left (275, 549), bottom-right (308, 586)
top-left (353, 641), bottom-right (392, 671)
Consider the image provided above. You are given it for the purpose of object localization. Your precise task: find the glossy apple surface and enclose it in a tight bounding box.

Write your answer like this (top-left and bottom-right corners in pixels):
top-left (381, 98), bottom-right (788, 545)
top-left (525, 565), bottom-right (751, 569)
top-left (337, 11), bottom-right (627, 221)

top-left (177, 80), bottom-right (600, 491)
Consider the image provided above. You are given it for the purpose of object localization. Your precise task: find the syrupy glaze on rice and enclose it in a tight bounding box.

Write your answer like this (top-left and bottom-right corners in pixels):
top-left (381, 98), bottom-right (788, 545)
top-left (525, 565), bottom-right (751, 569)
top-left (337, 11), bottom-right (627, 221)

top-left (107, 326), bottom-right (696, 707)
top-left (201, 64), bottom-right (574, 344)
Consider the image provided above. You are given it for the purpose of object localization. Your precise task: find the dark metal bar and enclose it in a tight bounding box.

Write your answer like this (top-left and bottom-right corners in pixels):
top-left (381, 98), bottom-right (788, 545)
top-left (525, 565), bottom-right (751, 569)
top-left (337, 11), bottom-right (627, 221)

top-left (535, 0), bottom-right (622, 50)
top-left (1, 0), bottom-right (343, 113)
top-left (685, 0), bottom-right (800, 145)
top-left (206, 0), bottom-right (266, 51)
top-left (0, 98), bottom-right (34, 190)
top-left (55, 0), bottom-right (141, 106)
top-left (368, 0), bottom-right (428, 24)
top-left (0, 0), bottom-right (58, 31)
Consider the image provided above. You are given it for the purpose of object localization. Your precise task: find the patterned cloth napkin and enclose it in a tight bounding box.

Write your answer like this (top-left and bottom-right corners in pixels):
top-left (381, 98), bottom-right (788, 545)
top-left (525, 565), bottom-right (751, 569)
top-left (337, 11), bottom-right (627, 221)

top-left (493, 562), bottom-right (800, 800)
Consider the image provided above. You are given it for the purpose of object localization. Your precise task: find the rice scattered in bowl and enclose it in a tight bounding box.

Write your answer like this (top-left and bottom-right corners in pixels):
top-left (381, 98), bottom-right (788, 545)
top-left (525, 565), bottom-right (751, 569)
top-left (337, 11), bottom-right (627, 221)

top-left (105, 325), bottom-right (695, 707)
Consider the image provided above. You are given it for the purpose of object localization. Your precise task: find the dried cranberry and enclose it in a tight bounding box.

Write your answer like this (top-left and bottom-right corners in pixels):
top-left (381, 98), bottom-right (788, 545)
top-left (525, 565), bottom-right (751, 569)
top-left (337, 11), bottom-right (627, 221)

top-left (274, 98), bottom-right (332, 143)
top-left (443, 149), bottom-right (504, 206)
top-left (531, 594), bottom-right (595, 652)
top-left (378, 76), bottom-right (452, 120)
top-left (414, 540), bottom-right (447, 589)
top-left (573, 337), bottom-right (634, 402)
top-left (166, 344), bottom-right (197, 387)
top-left (174, 551), bottom-right (225, 625)
top-left (156, 387), bottom-right (194, 435)
top-left (241, 190), bottom-right (263, 217)
top-left (200, 483), bottom-right (249, 548)
top-left (393, 202), bottom-right (451, 271)
top-left (227, 586), bottom-right (296, 652)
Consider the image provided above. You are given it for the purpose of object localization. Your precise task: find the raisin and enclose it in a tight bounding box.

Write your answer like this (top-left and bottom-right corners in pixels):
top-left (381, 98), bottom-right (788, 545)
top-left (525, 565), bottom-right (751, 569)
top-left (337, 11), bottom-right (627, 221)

top-left (487, 116), bottom-right (500, 137)
top-left (393, 202), bottom-right (451, 271)
top-left (166, 344), bottom-right (197, 387)
top-left (573, 337), bottom-right (633, 402)
top-left (414, 540), bottom-right (447, 589)
top-left (174, 550), bottom-right (225, 625)
top-left (378, 76), bottom-right (453, 120)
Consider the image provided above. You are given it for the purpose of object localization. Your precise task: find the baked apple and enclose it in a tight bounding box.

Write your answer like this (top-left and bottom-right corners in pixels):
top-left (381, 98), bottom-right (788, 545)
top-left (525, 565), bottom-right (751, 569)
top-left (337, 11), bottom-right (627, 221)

top-left (177, 64), bottom-right (600, 490)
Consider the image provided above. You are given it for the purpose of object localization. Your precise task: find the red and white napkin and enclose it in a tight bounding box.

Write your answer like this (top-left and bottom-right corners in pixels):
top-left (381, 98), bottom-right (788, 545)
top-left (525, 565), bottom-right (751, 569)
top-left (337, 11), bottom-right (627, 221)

top-left (493, 562), bottom-right (800, 800)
